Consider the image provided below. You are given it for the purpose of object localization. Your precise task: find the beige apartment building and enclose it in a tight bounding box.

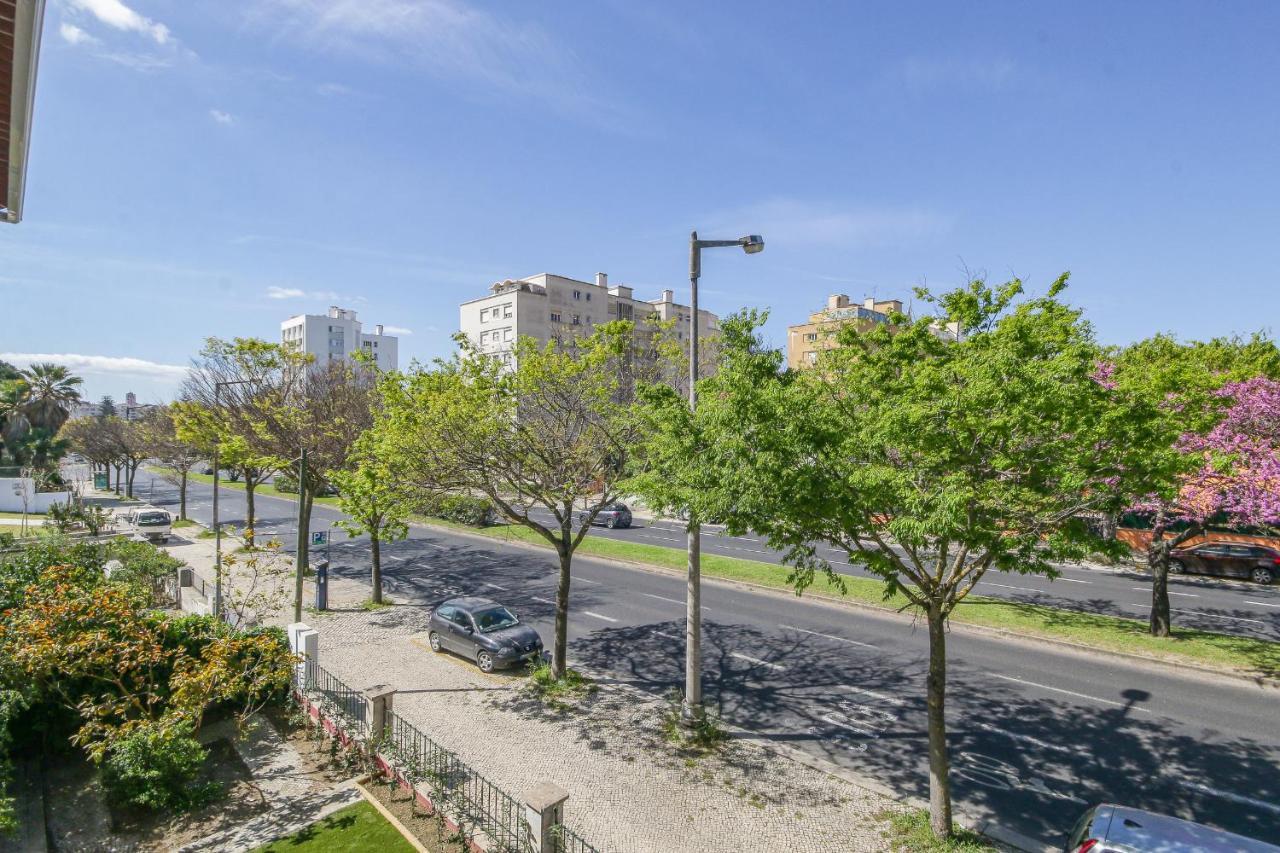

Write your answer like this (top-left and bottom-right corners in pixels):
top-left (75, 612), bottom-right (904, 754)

top-left (787, 294), bottom-right (963, 369)
top-left (458, 272), bottom-right (718, 365)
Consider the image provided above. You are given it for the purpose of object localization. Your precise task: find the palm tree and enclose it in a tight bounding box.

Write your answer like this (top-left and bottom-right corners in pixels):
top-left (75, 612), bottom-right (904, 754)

top-left (0, 381), bottom-right (30, 465)
top-left (20, 363), bottom-right (83, 433)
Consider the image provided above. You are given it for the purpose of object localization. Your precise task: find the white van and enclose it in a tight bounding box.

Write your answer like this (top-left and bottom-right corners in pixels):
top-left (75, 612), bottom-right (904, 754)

top-left (122, 508), bottom-right (173, 543)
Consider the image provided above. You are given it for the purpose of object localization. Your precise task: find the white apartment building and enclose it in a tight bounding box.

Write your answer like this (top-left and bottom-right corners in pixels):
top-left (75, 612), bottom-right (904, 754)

top-left (280, 306), bottom-right (399, 371)
top-left (458, 272), bottom-right (719, 362)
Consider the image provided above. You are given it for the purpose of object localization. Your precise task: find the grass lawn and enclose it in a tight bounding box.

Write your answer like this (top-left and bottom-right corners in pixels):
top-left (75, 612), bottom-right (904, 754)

top-left (172, 518), bottom-right (198, 529)
top-left (252, 801), bottom-right (415, 852)
top-left (414, 515), bottom-right (1280, 679)
top-left (0, 510), bottom-right (44, 520)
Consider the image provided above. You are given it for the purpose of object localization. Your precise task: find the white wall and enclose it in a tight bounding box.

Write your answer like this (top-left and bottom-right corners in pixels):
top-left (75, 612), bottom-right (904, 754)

top-left (0, 478), bottom-right (71, 513)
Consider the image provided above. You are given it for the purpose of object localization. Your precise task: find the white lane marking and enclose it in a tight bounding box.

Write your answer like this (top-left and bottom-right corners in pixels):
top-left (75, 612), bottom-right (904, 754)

top-left (583, 610), bottom-right (618, 623)
top-left (576, 577), bottom-right (601, 585)
top-left (420, 541), bottom-right (447, 550)
top-left (780, 623), bottom-right (877, 649)
top-left (843, 685), bottom-right (904, 706)
top-left (385, 555), bottom-right (405, 562)
top-left (821, 712), bottom-right (877, 736)
top-left (1245, 600), bottom-right (1280, 609)
top-left (1053, 577), bottom-right (1091, 584)
top-left (532, 596), bottom-right (554, 605)
top-left (484, 582), bottom-right (508, 591)
top-left (977, 722), bottom-right (1073, 755)
top-left (983, 582), bottom-right (1042, 593)
top-left (653, 630), bottom-right (681, 640)
top-left (991, 674), bottom-right (1150, 712)
top-left (1175, 780), bottom-right (1280, 816)
top-left (1132, 586), bottom-right (1197, 597)
top-left (730, 652), bottom-right (786, 672)
top-left (641, 592), bottom-right (685, 606)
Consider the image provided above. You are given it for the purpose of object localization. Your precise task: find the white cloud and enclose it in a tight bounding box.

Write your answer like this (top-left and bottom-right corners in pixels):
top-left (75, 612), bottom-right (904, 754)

top-left (380, 325), bottom-right (413, 336)
top-left (69, 0), bottom-right (170, 44)
top-left (246, 0), bottom-right (611, 119)
top-left (59, 22), bottom-right (100, 46)
top-left (209, 109), bottom-right (236, 125)
top-left (710, 199), bottom-right (953, 249)
top-left (0, 353), bottom-right (188, 381)
top-left (266, 286), bottom-right (363, 303)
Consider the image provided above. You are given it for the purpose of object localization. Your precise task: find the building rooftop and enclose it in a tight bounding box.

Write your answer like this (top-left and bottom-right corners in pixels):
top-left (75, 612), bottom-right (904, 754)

top-left (1, 0), bottom-right (47, 224)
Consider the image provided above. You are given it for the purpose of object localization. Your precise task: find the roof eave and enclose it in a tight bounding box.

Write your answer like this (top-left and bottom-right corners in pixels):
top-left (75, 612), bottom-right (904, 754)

top-left (3, 0), bottom-right (47, 224)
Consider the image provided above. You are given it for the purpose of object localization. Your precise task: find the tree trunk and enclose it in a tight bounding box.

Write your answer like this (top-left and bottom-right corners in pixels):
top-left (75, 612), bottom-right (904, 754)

top-left (104, 464), bottom-right (110, 489)
top-left (294, 491), bottom-right (312, 623)
top-left (926, 600), bottom-right (953, 839)
top-left (553, 543), bottom-right (571, 679)
top-left (244, 479), bottom-right (257, 549)
top-left (179, 471), bottom-right (188, 520)
top-left (1147, 532), bottom-right (1172, 637)
top-left (371, 532), bottom-right (383, 604)
top-left (125, 463), bottom-right (136, 498)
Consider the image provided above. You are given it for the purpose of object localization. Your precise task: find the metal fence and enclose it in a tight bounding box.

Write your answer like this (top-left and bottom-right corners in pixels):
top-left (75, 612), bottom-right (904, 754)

top-left (293, 661), bottom-right (598, 853)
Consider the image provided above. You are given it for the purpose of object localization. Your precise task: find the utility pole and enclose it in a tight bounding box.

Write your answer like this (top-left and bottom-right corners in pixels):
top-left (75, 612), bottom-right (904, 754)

top-left (293, 445), bottom-right (308, 623)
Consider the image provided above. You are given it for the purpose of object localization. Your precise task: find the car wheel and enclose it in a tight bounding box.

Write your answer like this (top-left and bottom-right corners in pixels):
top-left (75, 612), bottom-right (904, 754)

top-left (477, 650), bottom-right (495, 673)
top-left (428, 631), bottom-right (443, 653)
top-left (606, 517), bottom-right (616, 529)
top-left (1168, 559), bottom-right (1185, 575)
top-left (1251, 566), bottom-right (1275, 585)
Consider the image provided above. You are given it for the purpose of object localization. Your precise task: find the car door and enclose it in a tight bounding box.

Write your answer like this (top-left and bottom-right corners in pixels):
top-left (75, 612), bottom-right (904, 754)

top-left (448, 609), bottom-right (478, 656)
top-left (1226, 545), bottom-right (1262, 578)
top-left (434, 605), bottom-right (460, 651)
top-left (1191, 545), bottom-right (1233, 578)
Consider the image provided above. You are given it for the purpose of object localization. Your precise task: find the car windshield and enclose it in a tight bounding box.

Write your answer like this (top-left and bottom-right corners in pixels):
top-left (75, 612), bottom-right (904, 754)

top-left (137, 513), bottom-right (169, 525)
top-left (472, 606), bottom-right (519, 633)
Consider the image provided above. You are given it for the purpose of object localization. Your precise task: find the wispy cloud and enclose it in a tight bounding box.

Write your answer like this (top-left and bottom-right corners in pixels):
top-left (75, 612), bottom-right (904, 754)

top-left (266, 285), bottom-right (364, 303)
top-left (246, 0), bottom-right (621, 122)
top-left (69, 0), bottom-right (171, 45)
top-left (59, 22), bottom-right (100, 46)
top-left (708, 199), bottom-right (953, 249)
top-left (892, 56), bottom-right (1017, 92)
top-left (316, 81), bottom-right (355, 96)
top-left (380, 325), bottom-right (413, 336)
top-left (209, 109), bottom-right (236, 125)
top-left (0, 353), bottom-right (188, 380)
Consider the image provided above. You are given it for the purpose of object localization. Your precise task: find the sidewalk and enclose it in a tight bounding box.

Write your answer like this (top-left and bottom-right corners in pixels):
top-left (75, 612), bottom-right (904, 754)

top-left (307, 605), bottom-right (898, 853)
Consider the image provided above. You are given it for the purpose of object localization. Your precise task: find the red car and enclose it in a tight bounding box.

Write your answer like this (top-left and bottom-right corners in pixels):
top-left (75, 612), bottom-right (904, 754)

top-left (1168, 542), bottom-right (1278, 585)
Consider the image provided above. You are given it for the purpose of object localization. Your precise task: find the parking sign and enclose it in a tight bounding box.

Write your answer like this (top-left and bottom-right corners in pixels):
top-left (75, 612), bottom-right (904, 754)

top-left (311, 530), bottom-right (328, 546)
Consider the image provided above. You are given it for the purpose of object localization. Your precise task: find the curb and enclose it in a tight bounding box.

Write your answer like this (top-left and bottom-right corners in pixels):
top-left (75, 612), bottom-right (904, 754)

top-left (409, 518), bottom-right (1280, 692)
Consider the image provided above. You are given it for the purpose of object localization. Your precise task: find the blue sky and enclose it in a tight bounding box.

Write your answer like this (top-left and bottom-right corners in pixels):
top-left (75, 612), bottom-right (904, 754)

top-left (4, 0), bottom-right (1280, 402)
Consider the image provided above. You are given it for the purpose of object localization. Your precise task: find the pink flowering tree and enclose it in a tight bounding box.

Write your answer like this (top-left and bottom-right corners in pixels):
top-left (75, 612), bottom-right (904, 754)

top-left (1114, 336), bottom-right (1280, 636)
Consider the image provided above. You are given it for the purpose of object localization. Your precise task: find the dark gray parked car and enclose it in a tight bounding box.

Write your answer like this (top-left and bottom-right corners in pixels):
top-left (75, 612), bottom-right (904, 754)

top-left (1066, 803), bottom-right (1280, 852)
top-left (427, 597), bottom-right (543, 673)
top-left (579, 503), bottom-right (632, 529)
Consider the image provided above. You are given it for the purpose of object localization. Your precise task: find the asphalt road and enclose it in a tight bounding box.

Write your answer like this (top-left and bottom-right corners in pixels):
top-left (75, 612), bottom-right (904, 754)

top-left (134, 470), bottom-right (1280, 849)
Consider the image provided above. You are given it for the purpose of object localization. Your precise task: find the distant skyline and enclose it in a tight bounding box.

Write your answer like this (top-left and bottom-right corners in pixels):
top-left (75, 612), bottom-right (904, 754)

top-left (4, 1), bottom-right (1279, 401)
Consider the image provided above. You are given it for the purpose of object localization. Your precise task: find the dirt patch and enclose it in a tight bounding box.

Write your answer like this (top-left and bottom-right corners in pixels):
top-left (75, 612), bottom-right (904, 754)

top-left (362, 775), bottom-right (473, 853)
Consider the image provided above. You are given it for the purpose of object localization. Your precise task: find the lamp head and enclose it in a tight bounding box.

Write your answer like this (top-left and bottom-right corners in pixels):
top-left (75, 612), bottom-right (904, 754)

top-left (740, 234), bottom-right (765, 254)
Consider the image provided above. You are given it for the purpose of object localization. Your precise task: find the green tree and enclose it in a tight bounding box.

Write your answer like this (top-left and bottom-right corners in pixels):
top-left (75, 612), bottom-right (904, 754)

top-left (138, 406), bottom-right (204, 521)
top-left (172, 402), bottom-right (276, 544)
top-left (183, 339), bottom-right (373, 619)
top-left (1110, 333), bottom-right (1280, 635)
top-left (98, 395), bottom-right (117, 420)
top-left (376, 325), bottom-right (640, 678)
top-left (0, 381), bottom-right (30, 465)
top-left (19, 363), bottom-right (83, 433)
top-left (332, 439), bottom-right (414, 605)
top-left (667, 277), bottom-right (1129, 839)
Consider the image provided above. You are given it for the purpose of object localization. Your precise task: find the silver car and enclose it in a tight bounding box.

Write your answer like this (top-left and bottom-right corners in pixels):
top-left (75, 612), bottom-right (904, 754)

top-left (1066, 804), bottom-right (1279, 852)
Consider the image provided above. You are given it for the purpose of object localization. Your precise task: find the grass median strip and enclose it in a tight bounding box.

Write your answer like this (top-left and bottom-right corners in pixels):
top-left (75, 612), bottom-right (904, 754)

top-left (415, 516), bottom-right (1280, 679)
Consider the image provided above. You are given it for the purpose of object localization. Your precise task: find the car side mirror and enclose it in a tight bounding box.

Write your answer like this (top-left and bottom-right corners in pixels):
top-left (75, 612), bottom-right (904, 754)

top-left (465, 626), bottom-right (474, 634)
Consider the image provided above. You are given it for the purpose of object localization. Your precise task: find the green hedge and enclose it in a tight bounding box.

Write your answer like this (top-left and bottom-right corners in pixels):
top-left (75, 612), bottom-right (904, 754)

top-left (418, 494), bottom-right (495, 527)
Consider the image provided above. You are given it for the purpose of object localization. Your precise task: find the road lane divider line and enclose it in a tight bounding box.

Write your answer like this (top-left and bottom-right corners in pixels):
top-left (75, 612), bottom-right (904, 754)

top-left (1132, 586), bottom-right (1196, 597)
top-left (1053, 577), bottom-right (1091, 584)
top-left (779, 623), bottom-right (877, 649)
top-left (1245, 600), bottom-right (1280, 609)
top-left (842, 685), bottom-right (904, 706)
top-left (1174, 780), bottom-right (1280, 816)
top-left (730, 652), bottom-right (786, 672)
top-left (484, 582), bottom-right (508, 591)
top-left (991, 674), bottom-right (1151, 712)
top-left (641, 592), bottom-right (686, 606)
top-left (531, 596), bottom-right (554, 604)
top-left (652, 630), bottom-right (681, 640)
top-left (576, 578), bottom-right (602, 585)
top-left (583, 610), bottom-right (618, 623)
top-left (976, 722), bottom-right (1073, 755)
top-left (983, 582), bottom-right (1043, 593)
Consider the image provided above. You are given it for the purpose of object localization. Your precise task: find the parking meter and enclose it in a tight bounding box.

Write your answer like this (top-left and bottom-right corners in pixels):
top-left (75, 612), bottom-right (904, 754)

top-left (314, 559), bottom-right (329, 611)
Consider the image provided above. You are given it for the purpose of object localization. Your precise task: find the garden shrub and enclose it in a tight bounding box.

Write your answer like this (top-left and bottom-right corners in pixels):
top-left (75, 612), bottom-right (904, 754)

top-left (100, 720), bottom-right (216, 812)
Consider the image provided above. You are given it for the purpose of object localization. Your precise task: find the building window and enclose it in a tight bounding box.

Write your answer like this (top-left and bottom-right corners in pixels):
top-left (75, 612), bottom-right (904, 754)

top-left (573, 290), bottom-right (581, 300)
top-left (503, 303), bottom-right (513, 318)
top-left (572, 314), bottom-right (581, 326)
top-left (503, 328), bottom-right (513, 342)
top-left (585, 292), bottom-right (591, 301)
top-left (551, 312), bottom-right (561, 322)
top-left (805, 333), bottom-right (817, 342)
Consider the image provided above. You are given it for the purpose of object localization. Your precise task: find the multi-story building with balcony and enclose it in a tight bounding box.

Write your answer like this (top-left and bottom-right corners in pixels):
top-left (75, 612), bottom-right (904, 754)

top-left (787, 294), bottom-right (960, 369)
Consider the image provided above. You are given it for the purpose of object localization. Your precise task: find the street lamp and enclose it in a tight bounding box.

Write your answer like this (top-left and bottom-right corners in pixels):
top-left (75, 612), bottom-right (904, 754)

top-left (213, 379), bottom-right (250, 618)
top-left (683, 230), bottom-right (763, 722)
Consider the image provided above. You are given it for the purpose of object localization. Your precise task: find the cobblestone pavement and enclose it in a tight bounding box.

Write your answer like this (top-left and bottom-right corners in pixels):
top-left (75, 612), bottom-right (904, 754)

top-left (306, 605), bottom-right (900, 853)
